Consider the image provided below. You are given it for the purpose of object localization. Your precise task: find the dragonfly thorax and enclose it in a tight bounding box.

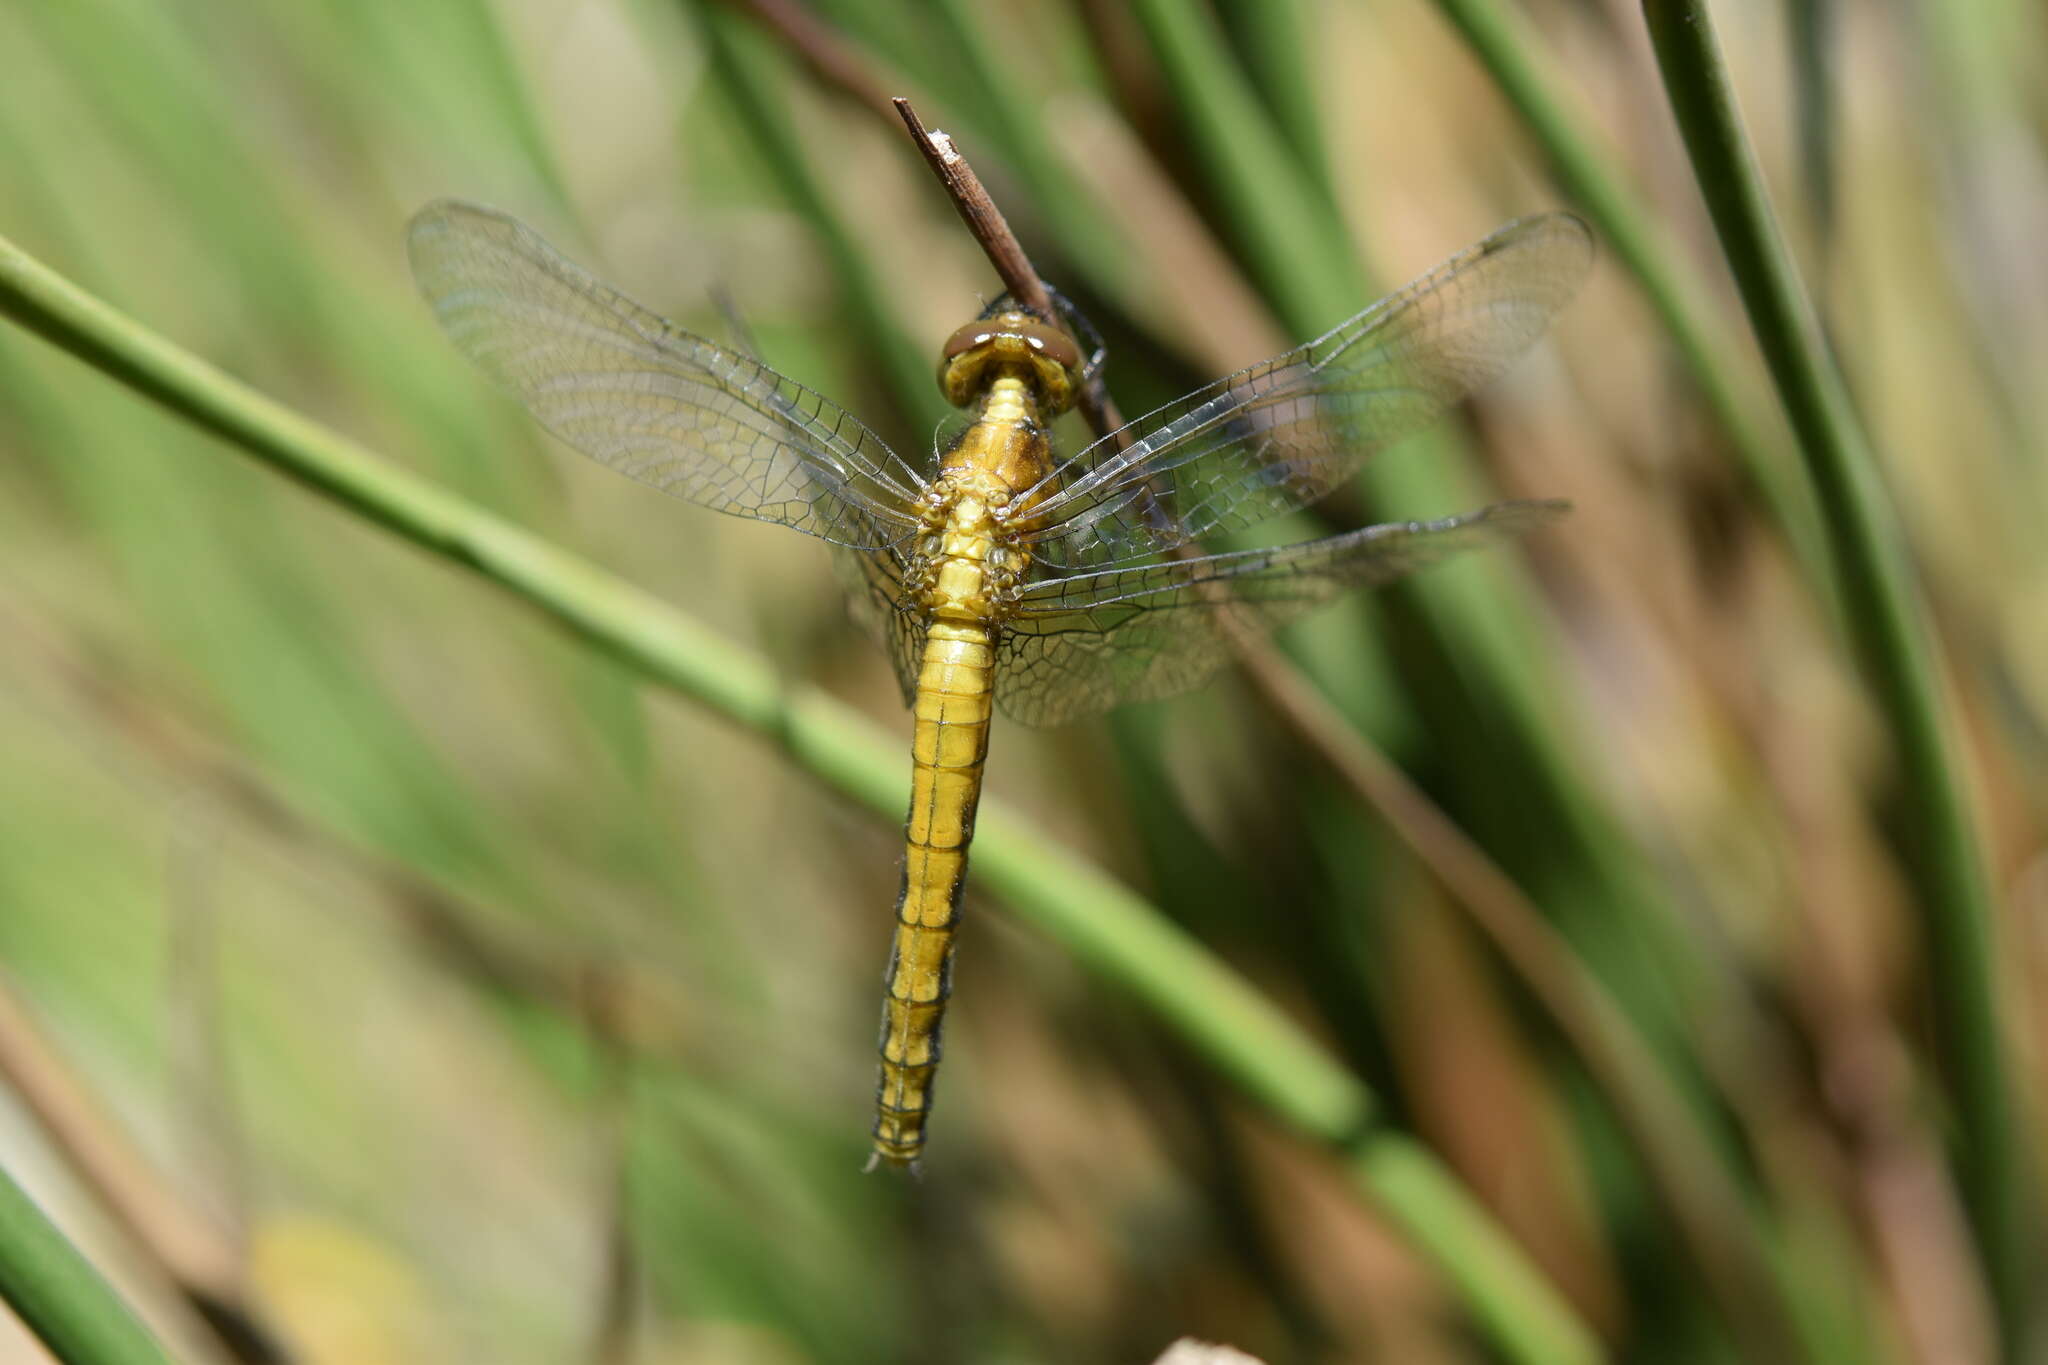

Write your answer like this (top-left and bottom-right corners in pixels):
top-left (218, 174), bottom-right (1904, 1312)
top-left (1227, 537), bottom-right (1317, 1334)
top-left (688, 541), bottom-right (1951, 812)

top-left (930, 376), bottom-right (1058, 528)
top-left (911, 476), bottom-right (1031, 623)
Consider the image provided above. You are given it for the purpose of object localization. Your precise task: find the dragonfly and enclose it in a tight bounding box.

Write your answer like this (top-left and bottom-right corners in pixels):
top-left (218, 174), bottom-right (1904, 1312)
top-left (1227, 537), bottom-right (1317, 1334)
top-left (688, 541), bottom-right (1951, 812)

top-left (408, 200), bottom-right (1592, 1170)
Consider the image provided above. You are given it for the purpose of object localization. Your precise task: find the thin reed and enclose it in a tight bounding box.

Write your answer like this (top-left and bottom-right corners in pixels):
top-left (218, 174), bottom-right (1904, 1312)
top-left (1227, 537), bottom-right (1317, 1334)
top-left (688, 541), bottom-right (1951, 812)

top-left (0, 1), bottom-right (2038, 1362)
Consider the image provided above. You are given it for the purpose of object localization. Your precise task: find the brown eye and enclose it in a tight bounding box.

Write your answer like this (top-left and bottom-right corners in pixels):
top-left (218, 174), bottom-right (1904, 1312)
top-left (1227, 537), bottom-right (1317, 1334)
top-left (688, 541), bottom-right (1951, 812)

top-left (942, 323), bottom-right (993, 361)
top-left (1013, 319), bottom-right (1081, 372)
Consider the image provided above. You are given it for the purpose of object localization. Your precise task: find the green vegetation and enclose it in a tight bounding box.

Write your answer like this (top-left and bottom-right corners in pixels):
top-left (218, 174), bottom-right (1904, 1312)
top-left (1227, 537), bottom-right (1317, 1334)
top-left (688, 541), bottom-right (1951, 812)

top-left (0, 1), bottom-right (2038, 1362)
top-left (0, 1168), bottom-right (172, 1365)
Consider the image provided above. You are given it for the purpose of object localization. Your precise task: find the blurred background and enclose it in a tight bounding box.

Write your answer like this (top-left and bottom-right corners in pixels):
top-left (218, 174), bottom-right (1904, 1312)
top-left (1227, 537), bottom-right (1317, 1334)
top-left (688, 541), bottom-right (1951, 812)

top-left (0, 0), bottom-right (2043, 1362)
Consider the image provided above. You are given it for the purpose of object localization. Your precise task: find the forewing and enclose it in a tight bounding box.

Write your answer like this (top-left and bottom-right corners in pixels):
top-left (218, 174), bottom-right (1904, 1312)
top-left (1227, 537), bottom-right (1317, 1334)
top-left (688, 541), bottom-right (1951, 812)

top-left (408, 199), bottom-right (925, 550)
top-left (1024, 214), bottom-right (1592, 568)
top-left (996, 501), bottom-right (1565, 726)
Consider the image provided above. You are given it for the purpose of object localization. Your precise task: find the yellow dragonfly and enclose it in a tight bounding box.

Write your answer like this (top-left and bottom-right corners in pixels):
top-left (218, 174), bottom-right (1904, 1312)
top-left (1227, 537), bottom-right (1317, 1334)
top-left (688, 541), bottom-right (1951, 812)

top-left (408, 201), bottom-right (1591, 1170)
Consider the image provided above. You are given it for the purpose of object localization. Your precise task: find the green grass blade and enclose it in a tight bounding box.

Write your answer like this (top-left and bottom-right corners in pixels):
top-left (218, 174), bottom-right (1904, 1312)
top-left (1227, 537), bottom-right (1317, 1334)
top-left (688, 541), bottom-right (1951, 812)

top-left (1126, 0), bottom-right (1365, 325)
top-left (1785, 0), bottom-right (1839, 255)
top-left (1426, 0), bottom-right (1836, 610)
top-left (1640, 0), bottom-right (2034, 1344)
top-left (693, 5), bottom-right (941, 433)
top-left (1213, 0), bottom-right (1338, 208)
top-left (1124, 0), bottom-right (1717, 1070)
top-left (1354, 1142), bottom-right (1602, 1365)
top-left (0, 224), bottom-right (1605, 1365)
top-left (0, 1163), bottom-right (175, 1365)
top-left (922, 0), bottom-right (1138, 290)
top-left (1103, 6), bottom-right (1843, 1353)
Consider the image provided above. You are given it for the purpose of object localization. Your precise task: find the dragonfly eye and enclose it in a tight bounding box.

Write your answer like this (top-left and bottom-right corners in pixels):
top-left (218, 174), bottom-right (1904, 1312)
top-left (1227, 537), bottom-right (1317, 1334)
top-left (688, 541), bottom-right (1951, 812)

top-left (938, 313), bottom-right (1083, 413)
top-left (940, 326), bottom-right (995, 361)
top-left (1010, 318), bottom-right (1080, 373)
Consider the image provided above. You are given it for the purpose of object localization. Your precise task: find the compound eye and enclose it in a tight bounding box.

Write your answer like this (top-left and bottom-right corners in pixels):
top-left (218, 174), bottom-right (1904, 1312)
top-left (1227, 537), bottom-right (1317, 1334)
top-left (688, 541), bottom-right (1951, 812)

top-left (942, 322), bottom-right (995, 361)
top-left (1012, 318), bottom-right (1081, 374)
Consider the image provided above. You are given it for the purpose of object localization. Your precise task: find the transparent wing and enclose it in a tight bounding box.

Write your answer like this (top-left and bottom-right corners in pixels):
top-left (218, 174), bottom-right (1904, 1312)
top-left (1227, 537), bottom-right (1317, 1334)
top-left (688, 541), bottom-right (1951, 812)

top-left (1023, 214), bottom-right (1592, 569)
top-left (995, 501), bottom-right (1566, 726)
top-left (408, 199), bottom-right (926, 551)
top-left (832, 540), bottom-right (926, 705)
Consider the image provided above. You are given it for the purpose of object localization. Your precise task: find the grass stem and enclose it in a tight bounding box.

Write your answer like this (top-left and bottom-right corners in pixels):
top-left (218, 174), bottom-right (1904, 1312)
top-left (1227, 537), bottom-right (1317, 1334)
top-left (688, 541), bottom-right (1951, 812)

top-left (1427, 0), bottom-right (1835, 609)
top-left (0, 223), bottom-right (1605, 1365)
top-left (1641, 0), bottom-right (2032, 1345)
top-left (0, 1162), bottom-right (176, 1365)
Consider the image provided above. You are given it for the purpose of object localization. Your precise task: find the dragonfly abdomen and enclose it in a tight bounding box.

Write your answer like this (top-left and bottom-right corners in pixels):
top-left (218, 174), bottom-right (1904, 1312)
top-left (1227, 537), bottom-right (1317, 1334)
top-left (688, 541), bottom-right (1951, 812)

top-left (871, 615), bottom-right (994, 1169)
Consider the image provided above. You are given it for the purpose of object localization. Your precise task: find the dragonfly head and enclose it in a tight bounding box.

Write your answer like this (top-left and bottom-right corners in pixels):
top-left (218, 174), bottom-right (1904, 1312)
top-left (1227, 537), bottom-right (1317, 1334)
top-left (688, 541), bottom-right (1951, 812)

top-left (938, 307), bottom-right (1082, 416)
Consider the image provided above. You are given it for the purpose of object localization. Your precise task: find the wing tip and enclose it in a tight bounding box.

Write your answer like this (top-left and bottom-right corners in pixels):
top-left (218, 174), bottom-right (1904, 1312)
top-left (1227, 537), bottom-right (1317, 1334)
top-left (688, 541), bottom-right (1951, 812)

top-left (1485, 211), bottom-right (1597, 291)
top-left (408, 195), bottom-right (505, 227)
top-left (404, 198), bottom-right (534, 269)
top-left (1554, 212), bottom-right (1597, 275)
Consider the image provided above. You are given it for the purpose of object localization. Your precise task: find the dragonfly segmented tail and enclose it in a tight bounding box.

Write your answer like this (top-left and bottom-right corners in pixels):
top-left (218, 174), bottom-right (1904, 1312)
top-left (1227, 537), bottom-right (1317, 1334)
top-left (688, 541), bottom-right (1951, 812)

top-left (872, 616), bottom-right (995, 1167)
